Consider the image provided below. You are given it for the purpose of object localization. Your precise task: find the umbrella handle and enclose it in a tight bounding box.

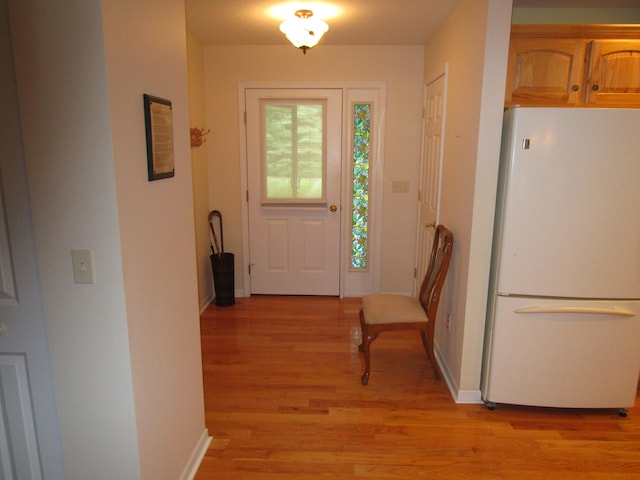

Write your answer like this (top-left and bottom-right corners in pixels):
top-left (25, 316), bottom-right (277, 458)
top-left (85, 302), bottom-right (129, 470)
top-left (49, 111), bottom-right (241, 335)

top-left (208, 210), bottom-right (223, 254)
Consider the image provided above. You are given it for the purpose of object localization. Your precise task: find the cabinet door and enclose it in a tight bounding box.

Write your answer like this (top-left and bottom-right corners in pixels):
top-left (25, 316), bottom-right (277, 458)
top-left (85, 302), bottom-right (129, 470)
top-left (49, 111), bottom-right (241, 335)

top-left (586, 40), bottom-right (640, 107)
top-left (505, 38), bottom-right (587, 107)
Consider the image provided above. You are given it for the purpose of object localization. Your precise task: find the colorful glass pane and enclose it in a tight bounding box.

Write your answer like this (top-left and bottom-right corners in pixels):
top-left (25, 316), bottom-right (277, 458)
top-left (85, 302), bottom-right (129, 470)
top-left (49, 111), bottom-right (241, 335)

top-left (351, 104), bottom-right (371, 270)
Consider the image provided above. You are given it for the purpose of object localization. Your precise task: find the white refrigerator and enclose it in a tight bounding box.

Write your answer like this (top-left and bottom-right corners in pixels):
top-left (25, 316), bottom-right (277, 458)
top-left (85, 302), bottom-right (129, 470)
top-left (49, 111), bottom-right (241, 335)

top-left (481, 107), bottom-right (640, 412)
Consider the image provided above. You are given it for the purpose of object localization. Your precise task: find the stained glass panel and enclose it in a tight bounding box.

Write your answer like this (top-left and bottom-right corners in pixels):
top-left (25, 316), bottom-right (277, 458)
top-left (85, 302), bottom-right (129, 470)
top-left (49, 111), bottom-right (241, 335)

top-left (351, 104), bottom-right (371, 270)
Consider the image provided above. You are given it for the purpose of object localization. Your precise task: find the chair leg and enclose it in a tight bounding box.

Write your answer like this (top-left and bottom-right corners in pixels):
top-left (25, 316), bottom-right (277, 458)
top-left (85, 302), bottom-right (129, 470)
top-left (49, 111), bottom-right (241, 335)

top-left (358, 311), bottom-right (365, 354)
top-left (420, 330), bottom-right (441, 380)
top-left (359, 310), bottom-right (377, 385)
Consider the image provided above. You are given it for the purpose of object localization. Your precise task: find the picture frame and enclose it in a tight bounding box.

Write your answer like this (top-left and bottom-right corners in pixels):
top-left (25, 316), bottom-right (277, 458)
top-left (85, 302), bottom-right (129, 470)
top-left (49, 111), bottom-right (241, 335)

top-left (143, 94), bottom-right (175, 181)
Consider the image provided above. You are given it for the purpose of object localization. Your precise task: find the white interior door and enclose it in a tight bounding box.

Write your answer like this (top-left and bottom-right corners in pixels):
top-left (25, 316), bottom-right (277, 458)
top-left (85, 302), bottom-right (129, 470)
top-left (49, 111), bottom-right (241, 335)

top-left (0, 2), bottom-right (64, 476)
top-left (246, 89), bottom-right (342, 295)
top-left (415, 74), bottom-right (446, 294)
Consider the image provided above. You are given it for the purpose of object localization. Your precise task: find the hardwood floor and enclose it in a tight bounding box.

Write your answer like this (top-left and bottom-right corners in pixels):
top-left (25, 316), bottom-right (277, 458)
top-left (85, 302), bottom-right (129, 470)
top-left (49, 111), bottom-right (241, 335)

top-left (195, 296), bottom-right (640, 479)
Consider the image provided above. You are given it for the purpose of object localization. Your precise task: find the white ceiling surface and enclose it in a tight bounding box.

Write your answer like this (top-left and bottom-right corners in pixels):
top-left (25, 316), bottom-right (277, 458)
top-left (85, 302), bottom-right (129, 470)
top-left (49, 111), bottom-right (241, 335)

top-left (185, 0), bottom-right (461, 46)
top-left (185, 0), bottom-right (640, 46)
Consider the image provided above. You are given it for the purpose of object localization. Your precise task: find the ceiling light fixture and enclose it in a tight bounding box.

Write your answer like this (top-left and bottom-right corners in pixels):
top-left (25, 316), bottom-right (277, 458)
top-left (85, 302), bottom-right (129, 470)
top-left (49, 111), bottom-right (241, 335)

top-left (279, 9), bottom-right (329, 54)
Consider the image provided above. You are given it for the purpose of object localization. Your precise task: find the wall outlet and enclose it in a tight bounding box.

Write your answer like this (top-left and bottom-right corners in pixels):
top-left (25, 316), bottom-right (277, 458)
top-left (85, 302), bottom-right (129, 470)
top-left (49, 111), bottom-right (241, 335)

top-left (446, 313), bottom-right (452, 332)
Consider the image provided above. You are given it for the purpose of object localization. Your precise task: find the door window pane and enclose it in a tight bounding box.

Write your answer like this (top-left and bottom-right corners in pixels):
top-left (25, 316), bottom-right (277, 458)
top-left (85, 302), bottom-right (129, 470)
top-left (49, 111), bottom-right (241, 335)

top-left (262, 100), bottom-right (325, 203)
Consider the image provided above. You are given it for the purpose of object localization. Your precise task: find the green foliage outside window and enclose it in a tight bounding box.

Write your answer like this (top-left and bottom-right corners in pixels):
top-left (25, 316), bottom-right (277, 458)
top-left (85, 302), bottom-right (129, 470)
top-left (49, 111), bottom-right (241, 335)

top-left (265, 103), bottom-right (323, 200)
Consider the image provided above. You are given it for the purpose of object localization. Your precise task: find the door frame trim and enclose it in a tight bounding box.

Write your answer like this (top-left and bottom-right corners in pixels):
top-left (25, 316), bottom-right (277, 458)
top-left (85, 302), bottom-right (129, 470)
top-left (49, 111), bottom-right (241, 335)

top-left (239, 82), bottom-right (386, 297)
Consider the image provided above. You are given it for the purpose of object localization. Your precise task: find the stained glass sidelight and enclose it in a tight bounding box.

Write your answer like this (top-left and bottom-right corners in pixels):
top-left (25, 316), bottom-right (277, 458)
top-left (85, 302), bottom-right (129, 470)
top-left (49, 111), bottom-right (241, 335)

top-left (351, 104), bottom-right (371, 270)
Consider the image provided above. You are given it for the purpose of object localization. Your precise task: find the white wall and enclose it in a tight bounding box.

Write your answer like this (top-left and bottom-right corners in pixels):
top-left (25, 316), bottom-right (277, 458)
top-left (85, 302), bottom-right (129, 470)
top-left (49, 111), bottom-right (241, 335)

top-left (9, 0), bottom-right (207, 478)
top-left (423, 0), bottom-right (512, 401)
top-left (9, 1), bottom-right (141, 477)
top-left (101, 1), bottom-right (207, 478)
top-left (203, 45), bottom-right (425, 295)
top-left (187, 34), bottom-right (215, 311)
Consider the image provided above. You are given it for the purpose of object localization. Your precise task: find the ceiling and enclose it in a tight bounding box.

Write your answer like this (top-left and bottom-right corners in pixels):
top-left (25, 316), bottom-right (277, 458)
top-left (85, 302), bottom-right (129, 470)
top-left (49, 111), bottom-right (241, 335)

top-left (185, 0), bottom-right (640, 47)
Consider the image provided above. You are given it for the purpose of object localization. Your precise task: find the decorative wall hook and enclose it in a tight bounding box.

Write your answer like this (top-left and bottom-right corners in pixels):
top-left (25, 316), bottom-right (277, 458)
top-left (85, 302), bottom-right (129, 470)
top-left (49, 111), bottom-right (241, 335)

top-left (190, 127), bottom-right (210, 147)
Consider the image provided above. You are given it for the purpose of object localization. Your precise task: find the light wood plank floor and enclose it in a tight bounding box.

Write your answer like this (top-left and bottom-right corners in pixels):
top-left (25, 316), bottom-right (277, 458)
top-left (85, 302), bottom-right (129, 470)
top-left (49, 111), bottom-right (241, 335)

top-left (195, 296), bottom-right (640, 479)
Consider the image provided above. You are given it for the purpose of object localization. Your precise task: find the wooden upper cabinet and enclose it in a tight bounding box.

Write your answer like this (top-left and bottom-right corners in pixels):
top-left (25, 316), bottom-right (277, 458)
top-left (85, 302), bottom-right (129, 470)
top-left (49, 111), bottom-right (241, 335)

top-left (586, 40), bottom-right (640, 106)
top-left (505, 25), bottom-right (640, 108)
top-left (506, 38), bottom-right (586, 106)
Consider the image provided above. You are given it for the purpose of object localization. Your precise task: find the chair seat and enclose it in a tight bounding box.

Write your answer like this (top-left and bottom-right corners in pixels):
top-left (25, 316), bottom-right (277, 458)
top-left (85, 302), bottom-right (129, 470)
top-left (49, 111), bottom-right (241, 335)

top-left (362, 294), bottom-right (427, 325)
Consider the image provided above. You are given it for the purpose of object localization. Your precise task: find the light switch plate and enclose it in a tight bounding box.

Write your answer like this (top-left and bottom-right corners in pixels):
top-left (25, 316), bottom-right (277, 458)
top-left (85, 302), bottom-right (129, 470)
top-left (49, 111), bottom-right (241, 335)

top-left (391, 180), bottom-right (410, 193)
top-left (71, 249), bottom-right (95, 284)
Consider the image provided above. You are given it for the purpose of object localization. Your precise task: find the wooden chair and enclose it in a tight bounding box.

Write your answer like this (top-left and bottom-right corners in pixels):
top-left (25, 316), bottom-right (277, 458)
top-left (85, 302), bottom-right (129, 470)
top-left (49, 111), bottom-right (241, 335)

top-left (358, 224), bottom-right (454, 385)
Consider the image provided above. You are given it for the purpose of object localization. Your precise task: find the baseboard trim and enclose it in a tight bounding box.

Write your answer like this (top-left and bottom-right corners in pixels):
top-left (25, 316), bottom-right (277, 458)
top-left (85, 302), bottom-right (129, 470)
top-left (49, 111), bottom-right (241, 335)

top-left (200, 294), bottom-right (214, 314)
top-left (456, 389), bottom-right (483, 404)
top-left (434, 347), bottom-right (483, 404)
top-left (180, 428), bottom-right (211, 480)
top-left (434, 347), bottom-right (459, 402)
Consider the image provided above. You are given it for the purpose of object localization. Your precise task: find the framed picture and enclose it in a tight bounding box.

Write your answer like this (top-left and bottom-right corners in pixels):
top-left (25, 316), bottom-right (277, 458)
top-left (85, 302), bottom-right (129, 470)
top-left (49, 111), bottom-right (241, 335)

top-left (143, 94), bottom-right (175, 181)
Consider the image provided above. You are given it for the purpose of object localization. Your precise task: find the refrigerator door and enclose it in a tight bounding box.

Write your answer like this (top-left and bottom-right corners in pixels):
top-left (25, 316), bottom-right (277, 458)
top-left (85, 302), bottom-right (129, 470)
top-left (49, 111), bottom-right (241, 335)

top-left (494, 108), bottom-right (640, 299)
top-left (482, 296), bottom-right (640, 409)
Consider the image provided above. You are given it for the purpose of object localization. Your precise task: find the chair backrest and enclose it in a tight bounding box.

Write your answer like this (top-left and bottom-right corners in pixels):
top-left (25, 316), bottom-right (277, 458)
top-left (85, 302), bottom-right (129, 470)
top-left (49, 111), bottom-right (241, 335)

top-left (418, 225), bottom-right (454, 321)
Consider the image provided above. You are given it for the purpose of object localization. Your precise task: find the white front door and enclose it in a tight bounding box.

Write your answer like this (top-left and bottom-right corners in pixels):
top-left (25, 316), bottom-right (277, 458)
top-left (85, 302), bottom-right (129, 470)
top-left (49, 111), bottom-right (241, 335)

top-left (245, 89), bottom-right (342, 295)
top-left (0, 2), bottom-right (64, 476)
top-left (415, 74), bottom-right (446, 294)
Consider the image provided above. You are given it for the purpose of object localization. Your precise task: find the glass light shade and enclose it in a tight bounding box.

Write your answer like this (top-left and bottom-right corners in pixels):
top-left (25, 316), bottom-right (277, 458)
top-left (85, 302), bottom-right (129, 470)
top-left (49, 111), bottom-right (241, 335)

top-left (279, 12), bottom-right (328, 52)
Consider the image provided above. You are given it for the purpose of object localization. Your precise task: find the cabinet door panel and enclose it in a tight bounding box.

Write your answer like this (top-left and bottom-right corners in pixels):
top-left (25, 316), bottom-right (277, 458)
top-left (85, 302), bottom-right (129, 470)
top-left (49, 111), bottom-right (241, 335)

top-left (587, 40), bottom-right (640, 107)
top-left (505, 38), bottom-right (586, 106)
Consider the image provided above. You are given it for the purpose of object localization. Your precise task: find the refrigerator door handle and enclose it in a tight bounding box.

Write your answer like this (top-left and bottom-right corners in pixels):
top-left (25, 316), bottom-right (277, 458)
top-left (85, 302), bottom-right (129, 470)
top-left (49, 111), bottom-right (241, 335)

top-left (514, 305), bottom-right (635, 317)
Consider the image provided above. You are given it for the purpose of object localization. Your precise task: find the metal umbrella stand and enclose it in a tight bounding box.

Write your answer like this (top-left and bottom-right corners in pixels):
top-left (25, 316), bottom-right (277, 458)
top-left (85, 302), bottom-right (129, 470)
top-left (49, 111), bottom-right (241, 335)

top-left (208, 210), bottom-right (235, 306)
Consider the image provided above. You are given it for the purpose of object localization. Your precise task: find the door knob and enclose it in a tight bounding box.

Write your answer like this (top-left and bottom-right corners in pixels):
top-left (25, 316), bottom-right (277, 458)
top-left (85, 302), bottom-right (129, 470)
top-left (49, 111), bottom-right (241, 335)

top-left (329, 205), bottom-right (338, 212)
top-left (425, 222), bottom-right (436, 228)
